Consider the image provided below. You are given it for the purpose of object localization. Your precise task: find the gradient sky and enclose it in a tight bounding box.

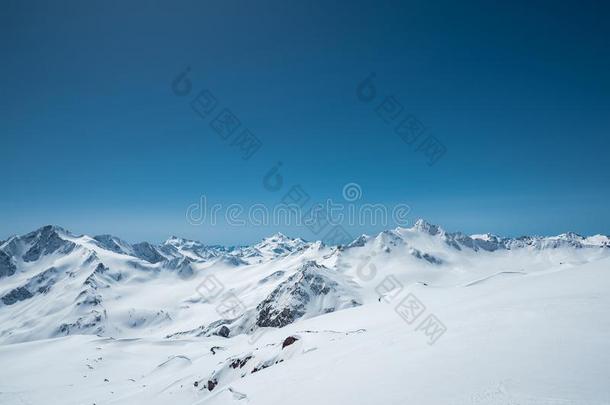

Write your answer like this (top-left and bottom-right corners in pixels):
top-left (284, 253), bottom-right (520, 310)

top-left (1, 0), bottom-right (609, 244)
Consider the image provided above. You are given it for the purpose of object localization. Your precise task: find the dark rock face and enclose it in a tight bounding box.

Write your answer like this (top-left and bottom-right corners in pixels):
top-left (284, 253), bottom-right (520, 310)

top-left (220, 255), bottom-right (247, 266)
top-left (0, 250), bottom-right (17, 278)
top-left (255, 261), bottom-right (357, 328)
top-left (216, 325), bottom-right (231, 338)
top-left (229, 355), bottom-right (252, 369)
top-left (93, 237), bottom-right (167, 263)
top-left (1, 267), bottom-right (59, 305)
top-left (255, 271), bottom-right (314, 328)
top-left (1, 287), bottom-right (33, 305)
top-left (282, 336), bottom-right (299, 349)
top-left (165, 257), bottom-right (194, 278)
top-left (256, 305), bottom-right (302, 328)
top-left (469, 235), bottom-right (501, 251)
top-left (207, 379), bottom-right (217, 391)
top-left (410, 248), bottom-right (442, 265)
top-left (57, 264), bottom-right (111, 336)
top-left (422, 253), bottom-right (442, 265)
top-left (93, 235), bottom-right (126, 253)
top-left (346, 235), bottom-right (369, 248)
top-left (446, 232), bottom-right (505, 252)
top-left (57, 310), bottom-right (106, 335)
top-left (132, 242), bottom-right (165, 264)
top-left (75, 264), bottom-right (110, 311)
top-left (413, 219), bottom-right (442, 235)
top-left (84, 264), bottom-right (109, 288)
top-left (22, 226), bottom-right (75, 262)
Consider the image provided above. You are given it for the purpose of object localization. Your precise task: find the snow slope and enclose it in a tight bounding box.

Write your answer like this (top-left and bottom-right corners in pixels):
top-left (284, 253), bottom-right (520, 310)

top-left (0, 220), bottom-right (609, 404)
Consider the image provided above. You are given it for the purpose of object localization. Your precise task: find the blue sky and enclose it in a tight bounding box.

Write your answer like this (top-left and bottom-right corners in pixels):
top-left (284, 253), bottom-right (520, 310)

top-left (1, 0), bottom-right (609, 244)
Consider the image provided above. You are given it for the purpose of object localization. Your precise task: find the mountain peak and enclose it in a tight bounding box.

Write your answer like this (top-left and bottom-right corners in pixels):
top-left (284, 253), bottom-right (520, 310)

top-left (470, 233), bottom-right (501, 242)
top-left (412, 219), bottom-right (443, 236)
top-left (164, 235), bottom-right (182, 243)
top-left (262, 232), bottom-right (292, 242)
top-left (163, 235), bottom-right (200, 246)
top-left (93, 234), bottom-right (133, 255)
top-left (32, 225), bottom-right (70, 237)
top-left (556, 232), bottom-right (584, 240)
top-left (257, 232), bottom-right (306, 247)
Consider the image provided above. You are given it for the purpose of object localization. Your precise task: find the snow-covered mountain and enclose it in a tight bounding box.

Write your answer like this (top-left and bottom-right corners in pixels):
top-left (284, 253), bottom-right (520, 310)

top-left (0, 220), bottom-right (609, 405)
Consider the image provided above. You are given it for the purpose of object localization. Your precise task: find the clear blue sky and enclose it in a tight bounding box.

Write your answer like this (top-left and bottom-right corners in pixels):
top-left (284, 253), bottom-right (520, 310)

top-left (1, 0), bottom-right (609, 244)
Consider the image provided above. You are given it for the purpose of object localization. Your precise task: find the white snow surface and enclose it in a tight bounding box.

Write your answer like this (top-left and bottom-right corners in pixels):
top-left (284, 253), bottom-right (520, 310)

top-left (0, 220), bottom-right (609, 404)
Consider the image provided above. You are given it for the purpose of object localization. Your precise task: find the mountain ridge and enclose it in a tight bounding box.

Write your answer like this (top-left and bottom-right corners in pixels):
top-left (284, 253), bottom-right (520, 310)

top-left (0, 219), bottom-right (608, 344)
top-left (0, 221), bottom-right (609, 404)
top-left (3, 218), bottom-right (608, 260)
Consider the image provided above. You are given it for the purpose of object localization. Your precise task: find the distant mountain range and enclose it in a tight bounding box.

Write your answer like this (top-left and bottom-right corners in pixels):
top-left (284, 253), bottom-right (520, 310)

top-left (1, 220), bottom-right (609, 404)
top-left (1, 220), bottom-right (608, 344)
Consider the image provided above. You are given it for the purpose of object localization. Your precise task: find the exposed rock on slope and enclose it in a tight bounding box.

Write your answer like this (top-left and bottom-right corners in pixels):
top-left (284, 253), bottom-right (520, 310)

top-left (23, 226), bottom-right (76, 262)
top-left (0, 250), bottom-right (16, 279)
top-left (255, 261), bottom-right (361, 328)
top-left (1, 266), bottom-right (61, 305)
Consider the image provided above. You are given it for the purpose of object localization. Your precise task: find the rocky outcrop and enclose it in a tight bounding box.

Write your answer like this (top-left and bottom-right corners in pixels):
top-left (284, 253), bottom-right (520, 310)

top-left (132, 242), bottom-right (166, 263)
top-left (1, 267), bottom-right (60, 306)
top-left (255, 261), bottom-right (360, 328)
top-left (0, 250), bottom-right (16, 278)
top-left (57, 309), bottom-right (106, 336)
top-left (165, 257), bottom-right (194, 278)
top-left (282, 335), bottom-right (299, 348)
top-left (22, 226), bottom-right (75, 262)
top-left (409, 248), bottom-right (443, 264)
top-left (1, 287), bottom-right (33, 306)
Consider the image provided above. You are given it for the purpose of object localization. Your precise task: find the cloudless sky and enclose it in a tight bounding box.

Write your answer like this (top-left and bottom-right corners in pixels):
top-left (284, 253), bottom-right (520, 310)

top-left (1, 0), bottom-right (609, 244)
